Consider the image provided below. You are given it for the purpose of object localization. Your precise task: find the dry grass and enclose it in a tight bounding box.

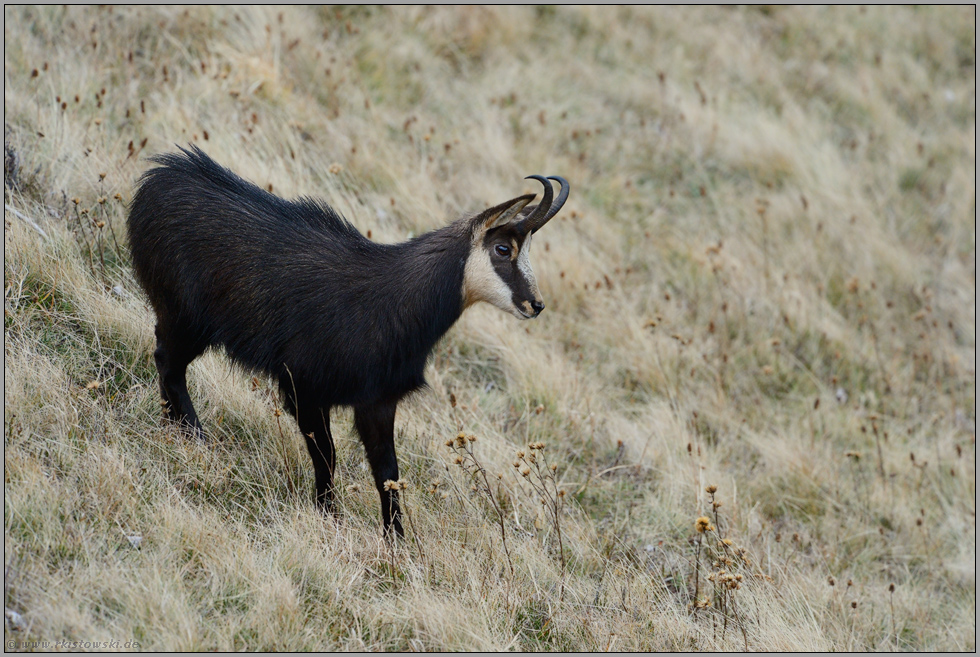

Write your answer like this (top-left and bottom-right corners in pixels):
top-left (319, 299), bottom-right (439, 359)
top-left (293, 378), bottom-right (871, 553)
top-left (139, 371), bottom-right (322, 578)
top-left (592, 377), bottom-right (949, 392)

top-left (4, 5), bottom-right (975, 651)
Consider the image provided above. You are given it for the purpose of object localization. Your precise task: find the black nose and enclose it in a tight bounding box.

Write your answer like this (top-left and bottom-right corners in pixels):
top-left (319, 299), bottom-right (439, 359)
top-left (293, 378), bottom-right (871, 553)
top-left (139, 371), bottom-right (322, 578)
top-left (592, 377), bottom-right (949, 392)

top-left (530, 300), bottom-right (545, 315)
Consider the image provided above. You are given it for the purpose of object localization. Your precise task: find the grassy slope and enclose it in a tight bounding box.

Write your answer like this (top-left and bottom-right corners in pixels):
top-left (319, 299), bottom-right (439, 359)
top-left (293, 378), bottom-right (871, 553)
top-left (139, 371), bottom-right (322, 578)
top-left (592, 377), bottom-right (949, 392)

top-left (4, 6), bottom-right (975, 651)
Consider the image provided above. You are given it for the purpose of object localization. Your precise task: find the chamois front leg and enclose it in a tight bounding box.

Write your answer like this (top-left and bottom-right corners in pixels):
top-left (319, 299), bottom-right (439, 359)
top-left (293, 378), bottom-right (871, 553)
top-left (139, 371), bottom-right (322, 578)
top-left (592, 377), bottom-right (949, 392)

top-left (354, 400), bottom-right (402, 537)
top-left (284, 388), bottom-right (337, 514)
top-left (300, 408), bottom-right (337, 514)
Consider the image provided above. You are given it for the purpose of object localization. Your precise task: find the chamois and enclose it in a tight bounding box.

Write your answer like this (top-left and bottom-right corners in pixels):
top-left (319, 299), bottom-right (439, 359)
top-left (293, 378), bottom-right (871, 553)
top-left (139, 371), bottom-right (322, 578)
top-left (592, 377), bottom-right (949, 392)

top-left (127, 145), bottom-right (569, 535)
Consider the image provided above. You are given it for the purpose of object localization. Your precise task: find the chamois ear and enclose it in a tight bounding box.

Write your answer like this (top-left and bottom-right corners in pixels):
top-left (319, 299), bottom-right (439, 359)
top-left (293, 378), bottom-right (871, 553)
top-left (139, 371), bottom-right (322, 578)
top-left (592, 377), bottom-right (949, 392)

top-left (476, 193), bottom-right (535, 231)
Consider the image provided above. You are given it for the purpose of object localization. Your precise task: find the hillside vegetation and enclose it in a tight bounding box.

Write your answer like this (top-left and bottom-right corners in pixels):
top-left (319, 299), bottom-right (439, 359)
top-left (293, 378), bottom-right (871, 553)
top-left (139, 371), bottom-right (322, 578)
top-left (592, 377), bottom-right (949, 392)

top-left (4, 6), bottom-right (975, 651)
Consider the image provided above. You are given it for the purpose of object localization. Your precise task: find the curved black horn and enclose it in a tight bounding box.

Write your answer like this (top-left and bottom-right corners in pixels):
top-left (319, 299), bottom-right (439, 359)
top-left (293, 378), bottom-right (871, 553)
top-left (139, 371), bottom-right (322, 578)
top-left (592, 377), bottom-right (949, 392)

top-left (541, 175), bottom-right (569, 225)
top-left (517, 175), bottom-right (553, 235)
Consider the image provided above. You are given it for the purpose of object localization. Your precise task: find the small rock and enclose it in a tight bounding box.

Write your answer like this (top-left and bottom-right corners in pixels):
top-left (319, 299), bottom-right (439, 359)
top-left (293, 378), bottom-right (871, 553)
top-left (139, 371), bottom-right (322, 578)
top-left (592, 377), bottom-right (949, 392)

top-left (5, 607), bottom-right (24, 630)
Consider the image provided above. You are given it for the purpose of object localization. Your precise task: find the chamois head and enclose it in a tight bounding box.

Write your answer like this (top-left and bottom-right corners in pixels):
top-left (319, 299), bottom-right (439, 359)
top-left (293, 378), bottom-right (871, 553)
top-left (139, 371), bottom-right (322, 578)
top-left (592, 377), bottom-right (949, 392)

top-left (462, 175), bottom-right (569, 319)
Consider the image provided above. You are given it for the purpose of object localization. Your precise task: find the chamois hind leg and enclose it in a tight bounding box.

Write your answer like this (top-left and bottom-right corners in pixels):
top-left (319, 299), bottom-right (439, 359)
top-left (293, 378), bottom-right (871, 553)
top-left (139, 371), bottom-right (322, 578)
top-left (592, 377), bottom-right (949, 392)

top-left (353, 400), bottom-right (402, 537)
top-left (291, 399), bottom-right (337, 514)
top-left (153, 320), bottom-right (207, 440)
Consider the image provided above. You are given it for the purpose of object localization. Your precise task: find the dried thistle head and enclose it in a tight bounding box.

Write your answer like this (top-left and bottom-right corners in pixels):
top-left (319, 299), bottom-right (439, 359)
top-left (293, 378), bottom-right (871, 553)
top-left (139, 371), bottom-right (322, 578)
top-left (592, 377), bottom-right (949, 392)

top-left (705, 484), bottom-right (718, 494)
top-left (696, 516), bottom-right (712, 533)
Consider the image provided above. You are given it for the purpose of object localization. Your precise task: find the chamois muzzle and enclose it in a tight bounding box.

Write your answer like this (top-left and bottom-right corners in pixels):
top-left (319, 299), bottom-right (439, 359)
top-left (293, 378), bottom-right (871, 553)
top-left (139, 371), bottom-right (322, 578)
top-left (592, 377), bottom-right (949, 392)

top-left (517, 175), bottom-right (570, 235)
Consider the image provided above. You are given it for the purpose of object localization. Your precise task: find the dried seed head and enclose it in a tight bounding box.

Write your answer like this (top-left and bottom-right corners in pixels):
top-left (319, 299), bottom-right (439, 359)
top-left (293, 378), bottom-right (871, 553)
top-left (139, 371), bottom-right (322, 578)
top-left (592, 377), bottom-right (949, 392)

top-left (705, 484), bottom-right (717, 494)
top-left (696, 516), bottom-right (711, 533)
top-left (521, 467), bottom-right (531, 477)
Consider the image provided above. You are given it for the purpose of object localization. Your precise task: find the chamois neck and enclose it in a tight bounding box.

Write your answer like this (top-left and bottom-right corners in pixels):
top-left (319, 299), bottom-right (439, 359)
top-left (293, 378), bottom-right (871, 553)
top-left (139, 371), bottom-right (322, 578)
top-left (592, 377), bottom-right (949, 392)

top-left (381, 224), bottom-right (469, 356)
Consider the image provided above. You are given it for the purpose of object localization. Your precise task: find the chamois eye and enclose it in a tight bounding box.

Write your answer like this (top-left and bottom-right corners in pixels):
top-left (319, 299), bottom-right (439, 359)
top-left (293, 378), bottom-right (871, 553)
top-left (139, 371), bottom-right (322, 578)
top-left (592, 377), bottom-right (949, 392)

top-left (494, 244), bottom-right (511, 257)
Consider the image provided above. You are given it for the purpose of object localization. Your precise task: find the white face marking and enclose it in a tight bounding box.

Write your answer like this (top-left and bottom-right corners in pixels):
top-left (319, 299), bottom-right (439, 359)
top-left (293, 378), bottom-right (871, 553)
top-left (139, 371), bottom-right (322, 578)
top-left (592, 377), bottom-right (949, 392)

top-left (463, 245), bottom-right (517, 315)
top-left (516, 234), bottom-right (540, 301)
